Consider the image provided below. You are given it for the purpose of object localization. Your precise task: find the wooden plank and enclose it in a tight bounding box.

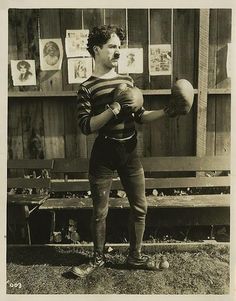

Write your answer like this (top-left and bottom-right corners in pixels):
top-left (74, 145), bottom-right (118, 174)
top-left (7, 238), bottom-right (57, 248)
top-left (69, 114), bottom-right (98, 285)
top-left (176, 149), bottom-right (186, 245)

top-left (8, 100), bottom-right (23, 160)
top-left (149, 95), bottom-right (171, 156)
top-left (173, 9), bottom-right (198, 157)
top-left (173, 9), bottom-right (198, 85)
top-left (83, 9), bottom-right (104, 31)
top-left (64, 98), bottom-right (78, 158)
top-left (83, 9), bottom-right (104, 158)
top-left (146, 207), bottom-right (229, 226)
top-left (7, 159), bottom-right (54, 169)
top-left (208, 9), bottom-right (218, 89)
top-left (105, 9), bottom-right (126, 29)
top-left (127, 9), bottom-right (149, 89)
top-left (206, 95), bottom-right (216, 155)
top-left (51, 156), bottom-right (230, 173)
top-left (141, 156), bottom-right (230, 171)
top-left (15, 10), bottom-right (37, 92)
top-left (53, 158), bottom-right (89, 172)
top-left (150, 9), bottom-right (171, 89)
top-left (50, 176), bottom-right (230, 192)
top-left (21, 99), bottom-right (45, 159)
top-left (215, 95), bottom-right (231, 155)
top-left (59, 9), bottom-right (83, 91)
top-left (216, 9), bottom-right (231, 89)
top-left (43, 99), bottom-right (65, 158)
top-left (196, 9), bottom-right (210, 157)
top-left (8, 9), bottom-right (19, 92)
top-left (7, 178), bottom-right (50, 189)
top-left (27, 9), bottom-right (40, 91)
top-left (7, 242), bottom-right (230, 251)
top-left (39, 9), bottom-right (63, 92)
top-left (8, 88), bottom-right (231, 98)
top-left (7, 194), bottom-right (50, 205)
top-left (39, 194), bottom-right (230, 210)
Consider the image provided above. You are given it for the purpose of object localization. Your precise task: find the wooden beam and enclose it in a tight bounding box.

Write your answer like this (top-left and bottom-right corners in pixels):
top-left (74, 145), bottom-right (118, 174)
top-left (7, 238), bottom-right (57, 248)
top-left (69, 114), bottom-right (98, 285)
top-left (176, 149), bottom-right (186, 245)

top-left (196, 9), bottom-right (210, 157)
top-left (39, 194), bottom-right (230, 210)
top-left (50, 176), bottom-right (230, 192)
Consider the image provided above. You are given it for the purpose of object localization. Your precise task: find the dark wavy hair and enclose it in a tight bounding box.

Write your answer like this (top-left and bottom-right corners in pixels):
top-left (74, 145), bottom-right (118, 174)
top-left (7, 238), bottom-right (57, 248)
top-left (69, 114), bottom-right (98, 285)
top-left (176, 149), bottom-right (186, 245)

top-left (87, 25), bottom-right (126, 57)
top-left (17, 60), bottom-right (31, 71)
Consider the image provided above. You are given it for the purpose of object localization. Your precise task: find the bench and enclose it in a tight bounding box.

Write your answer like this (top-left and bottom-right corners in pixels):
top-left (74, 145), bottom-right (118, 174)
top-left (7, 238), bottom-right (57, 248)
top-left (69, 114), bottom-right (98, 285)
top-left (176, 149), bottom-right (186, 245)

top-left (7, 159), bottom-right (53, 244)
top-left (38, 156), bottom-right (230, 244)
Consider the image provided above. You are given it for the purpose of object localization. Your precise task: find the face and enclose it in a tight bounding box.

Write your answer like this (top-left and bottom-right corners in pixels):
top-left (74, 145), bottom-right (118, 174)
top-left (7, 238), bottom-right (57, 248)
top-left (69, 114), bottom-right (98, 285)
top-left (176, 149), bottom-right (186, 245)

top-left (19, 65), bottom-right (27, 74)
top-left (95, 33), bottom-right (121, 69)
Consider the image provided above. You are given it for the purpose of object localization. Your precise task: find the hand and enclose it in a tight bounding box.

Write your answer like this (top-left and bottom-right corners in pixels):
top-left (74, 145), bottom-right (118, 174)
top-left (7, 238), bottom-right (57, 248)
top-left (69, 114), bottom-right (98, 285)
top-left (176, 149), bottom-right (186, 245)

top-left (164, 79), bottom-right (194, 118)
top-left (113, 84), bottom-right (144, 113)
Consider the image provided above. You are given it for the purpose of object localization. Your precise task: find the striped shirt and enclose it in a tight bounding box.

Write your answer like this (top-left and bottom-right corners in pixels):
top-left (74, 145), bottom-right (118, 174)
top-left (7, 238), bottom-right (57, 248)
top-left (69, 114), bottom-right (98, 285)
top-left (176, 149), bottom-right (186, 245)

top-left (77, 74), bottom-right (145, 139)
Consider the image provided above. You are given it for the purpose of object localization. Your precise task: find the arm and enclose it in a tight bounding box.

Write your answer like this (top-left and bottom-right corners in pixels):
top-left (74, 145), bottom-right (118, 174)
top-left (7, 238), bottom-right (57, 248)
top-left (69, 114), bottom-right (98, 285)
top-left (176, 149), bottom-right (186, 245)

top-left (140, 109), bottom-right (166, 123)
top-left (90, 102), bottom-right (121, 132)
top-left (77, 85), bottom-right (120, 135)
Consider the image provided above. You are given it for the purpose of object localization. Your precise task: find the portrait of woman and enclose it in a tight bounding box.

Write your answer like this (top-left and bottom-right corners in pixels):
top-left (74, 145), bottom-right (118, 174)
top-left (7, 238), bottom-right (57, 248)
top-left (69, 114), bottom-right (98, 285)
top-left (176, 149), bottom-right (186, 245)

top-left (11, 59), bottom-right (36, 86)
top-left (43, 41), bottom-right (60, 66)
top-left (39, 38), bottom-right (63, 71)
top-left (17, 60), bottom-right (33, 82)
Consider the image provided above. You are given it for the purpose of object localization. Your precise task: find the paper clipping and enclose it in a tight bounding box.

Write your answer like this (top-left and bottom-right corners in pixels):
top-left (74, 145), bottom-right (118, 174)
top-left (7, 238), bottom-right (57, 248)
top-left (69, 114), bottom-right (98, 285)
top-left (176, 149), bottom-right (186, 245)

top-left (118, 48), bottom-right (143, 74)
top-left (68, 57), bottom-right (93, 84)
top-left (11, 60), bottom-right (36, 86)
top-left (226, 42), bottom-right (231, 78)
top-left (65, 29), bottom-right (90, 57)
top-left (149, 44), bottom-right (172, 75)
top-left (39, 39), bottom-right (63, 71)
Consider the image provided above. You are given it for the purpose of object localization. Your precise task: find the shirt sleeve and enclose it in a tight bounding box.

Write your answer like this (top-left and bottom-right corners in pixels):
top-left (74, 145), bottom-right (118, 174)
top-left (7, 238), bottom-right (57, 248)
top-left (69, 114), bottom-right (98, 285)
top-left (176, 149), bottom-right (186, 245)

top-left (77, 85), bottom-right (92, 135)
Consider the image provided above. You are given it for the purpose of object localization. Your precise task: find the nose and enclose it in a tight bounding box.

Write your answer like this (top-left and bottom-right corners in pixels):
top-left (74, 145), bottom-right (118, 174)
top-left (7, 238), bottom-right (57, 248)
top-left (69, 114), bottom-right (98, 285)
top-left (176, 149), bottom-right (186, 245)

top-left (114, 51), bottom-right (120, 59)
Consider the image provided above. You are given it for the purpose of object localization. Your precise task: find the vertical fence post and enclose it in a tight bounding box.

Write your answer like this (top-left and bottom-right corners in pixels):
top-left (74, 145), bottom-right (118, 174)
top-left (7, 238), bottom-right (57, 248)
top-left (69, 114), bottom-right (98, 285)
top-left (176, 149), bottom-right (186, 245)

top-left (196, 9), bottom-right (210, 158)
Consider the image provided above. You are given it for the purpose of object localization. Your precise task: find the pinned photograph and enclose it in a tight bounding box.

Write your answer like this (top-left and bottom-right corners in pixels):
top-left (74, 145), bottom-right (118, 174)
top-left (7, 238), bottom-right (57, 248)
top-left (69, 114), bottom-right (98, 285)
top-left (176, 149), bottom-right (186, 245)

top-left (149, 44), bottom-right (172, 75)
top-left (11, 60), bottom-right (36, 86)
top-left (118, 48), bottom-right (143, 74)
top-left (65, 29), bottom-right (90, 57)
top-left (39, 39), bottom-right (63, 71)
top-left (68, 57), bottom-right (93, 83)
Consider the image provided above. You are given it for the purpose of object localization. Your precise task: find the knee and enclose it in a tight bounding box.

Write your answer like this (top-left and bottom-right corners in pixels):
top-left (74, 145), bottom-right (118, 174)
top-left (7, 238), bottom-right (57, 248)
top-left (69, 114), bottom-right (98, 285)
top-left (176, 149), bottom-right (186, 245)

top-left (92, 205), bottom-right (109, 222)
top-left (132, 201), bottom-right (148, 221)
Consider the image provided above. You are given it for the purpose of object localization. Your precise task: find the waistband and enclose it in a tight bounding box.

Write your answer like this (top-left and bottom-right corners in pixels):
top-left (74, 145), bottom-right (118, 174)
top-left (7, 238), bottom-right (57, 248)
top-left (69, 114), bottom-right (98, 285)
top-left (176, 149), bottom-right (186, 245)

top-left (98, 131), bottom-right (136, 143)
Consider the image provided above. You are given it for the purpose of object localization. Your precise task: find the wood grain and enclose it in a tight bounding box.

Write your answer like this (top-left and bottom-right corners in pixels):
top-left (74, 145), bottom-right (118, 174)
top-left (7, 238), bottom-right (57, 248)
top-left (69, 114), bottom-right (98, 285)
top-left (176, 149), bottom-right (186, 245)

top-left (59, 9), bottom-right (83, 91)
top-left (127, 9), bottom-right (149, 89)
top-left (150, 9), bottom-right (172, 89)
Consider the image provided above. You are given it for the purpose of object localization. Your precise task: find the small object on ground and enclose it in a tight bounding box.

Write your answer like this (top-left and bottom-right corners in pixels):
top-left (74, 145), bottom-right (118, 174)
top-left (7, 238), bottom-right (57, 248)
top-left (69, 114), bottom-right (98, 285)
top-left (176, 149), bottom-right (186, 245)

top-left (159, 255), bottom-right (170, 270)
top-left (107, 246), bottom-right (113, 253)
top-left (53, 231), bottom-right (62, 243)
top-left (152, 189), bottom-right (158, 196)
top-left (117, 190), bottom-right (127, 198)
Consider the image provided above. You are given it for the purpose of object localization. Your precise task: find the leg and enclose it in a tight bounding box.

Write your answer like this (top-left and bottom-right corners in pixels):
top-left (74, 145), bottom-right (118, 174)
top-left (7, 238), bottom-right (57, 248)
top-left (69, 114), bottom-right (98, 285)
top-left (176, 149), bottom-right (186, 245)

top-left (89, 174), bottom-right (113, 257)
top-left (118, 165), bottom-right (147, 256)
top-left (118, 152), bottom-right (160, 270)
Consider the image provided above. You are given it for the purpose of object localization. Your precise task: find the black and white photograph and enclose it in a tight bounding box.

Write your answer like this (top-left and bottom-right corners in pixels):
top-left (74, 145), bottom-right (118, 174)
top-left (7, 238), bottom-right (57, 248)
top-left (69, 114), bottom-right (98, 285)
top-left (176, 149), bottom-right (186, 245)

top-left (2, 0), bottom-right (236, 299)
top-left (68, 57), bottom-right (93, 83)
top-left (149, 44), bottom-right (172, 75)
top-left (39, 38), bottom-right (63, 70)
top-left (10, 60), bottom-right (36, 86)
top-left (65, 29), bottom-right (90, 57)
top-left (118, 48), bottom-right (144, 74)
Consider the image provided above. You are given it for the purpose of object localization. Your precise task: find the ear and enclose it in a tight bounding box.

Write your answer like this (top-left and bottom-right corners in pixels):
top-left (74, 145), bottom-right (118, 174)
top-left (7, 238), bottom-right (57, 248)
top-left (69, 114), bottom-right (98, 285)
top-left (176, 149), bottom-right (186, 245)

top-left (93, 46), bottom-right (100, 55)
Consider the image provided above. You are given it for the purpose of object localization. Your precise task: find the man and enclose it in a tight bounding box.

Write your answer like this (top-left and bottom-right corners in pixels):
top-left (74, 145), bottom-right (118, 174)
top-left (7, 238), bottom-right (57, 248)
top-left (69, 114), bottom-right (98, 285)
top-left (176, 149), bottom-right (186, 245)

top-left (71, 25), bottom-right (171, 278)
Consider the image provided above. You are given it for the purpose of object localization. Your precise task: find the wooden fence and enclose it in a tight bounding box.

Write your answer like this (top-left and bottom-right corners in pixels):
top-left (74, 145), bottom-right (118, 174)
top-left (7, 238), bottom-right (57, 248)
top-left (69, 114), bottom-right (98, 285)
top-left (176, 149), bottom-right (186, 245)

top-left (8, 8), bottom-right (231, 160)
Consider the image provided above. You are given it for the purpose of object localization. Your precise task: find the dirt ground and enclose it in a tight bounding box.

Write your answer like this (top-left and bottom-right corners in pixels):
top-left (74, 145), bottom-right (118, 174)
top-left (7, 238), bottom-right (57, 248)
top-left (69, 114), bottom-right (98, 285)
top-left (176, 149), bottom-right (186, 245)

top-left (6, 243), bottom-right (229, 295)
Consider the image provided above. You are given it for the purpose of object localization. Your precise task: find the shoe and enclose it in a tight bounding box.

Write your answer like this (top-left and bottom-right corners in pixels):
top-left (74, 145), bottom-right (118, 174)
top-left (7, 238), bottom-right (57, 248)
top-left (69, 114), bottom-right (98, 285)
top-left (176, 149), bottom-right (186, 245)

top-left (70, 255), bottom-right (105, 278)
top-left (126, 252), bottom-right (159, 270)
